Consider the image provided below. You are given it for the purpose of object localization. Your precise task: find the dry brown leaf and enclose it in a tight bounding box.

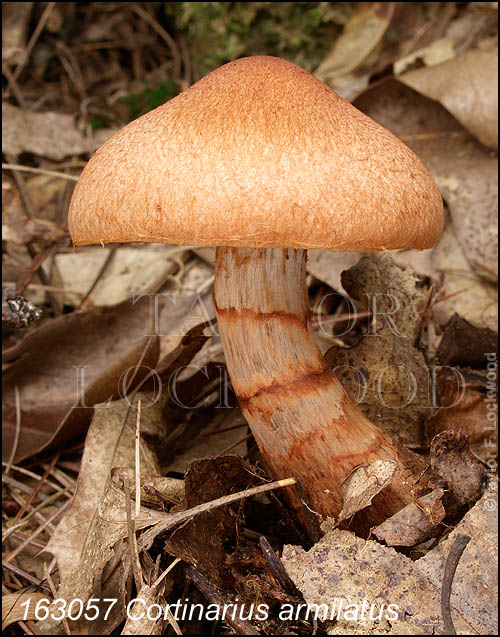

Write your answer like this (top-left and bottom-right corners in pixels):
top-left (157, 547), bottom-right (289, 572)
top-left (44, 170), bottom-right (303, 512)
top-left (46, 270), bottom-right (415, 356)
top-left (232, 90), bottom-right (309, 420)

top-left (307, 249), bottom-right (363, 293)
top-left (394, 37), bottom-right (458, 75)
top-left (165, 455), bottom-right (259, 588)
top-left (433, 156), bottom-right (498, 285)
top-left (425, 367), bottom-right (497, 461)
top-left (282, 524), bottom-right (489, 634)
top-left (125, 475), bottom-right (185, 507)
top-left (55, 245), bottom-right (197, 307)
top-left (431, 222), bottom-right (498, 330)
top-left (352, 78), bottom-right (498, 340)
top-left (164, 408), bottom-right (248, 474)
top-left (152, 315), bottom-right (215, 385)
top-left (373, 488), bottom-right (446, 547)
top-left (121, 585), bottom-right (172, 635)
top-left (353, 78), bottom-right (499, 287)
top-left (315, 2), bottom-right (395, 97)
top-left (2, 175), bottom-right (61, 245)
top-left (338, 460), bottom-right (397, 523)
top-left (2, 295), bottom-right (162, 463)
top-left (2, 2), bottom-right (33, 65)
top-left (437, 314), bottom-right (498, 368)
top-left (400, 47), bottom-right (498, 150)
top-left (430, 430), bottom-right (485, 507)
top-left (41, 394), bottom-right (165, 634)
top-left (415, 486), bottom-right (498, 634)
top-left (2, 592), bottom-right (50, 631)
top-left (2, 102), bottom-right (117, 160)
top-left (326, 254), bottom-right (434, 445)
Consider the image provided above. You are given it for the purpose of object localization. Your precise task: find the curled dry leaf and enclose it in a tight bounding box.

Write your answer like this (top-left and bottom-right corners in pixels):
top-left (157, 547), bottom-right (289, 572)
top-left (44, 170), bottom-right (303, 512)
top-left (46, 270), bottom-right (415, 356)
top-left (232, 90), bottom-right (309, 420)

top-left (2, 102), bottom-right (117, 160)
top-left (341, 253), bottom-right (426, 342)
top-left (326, 254), bottom-right (434, 446)
top-left (2, 592), bottom-right (50, 631)
top-left (425, 366), bottom-right (497, 461)
top-left (152, 312), bottom-right (215, 387)
top-left (2, 295), bottom-right (162, 463)
top-left (437, 313), bottom-right (498, 368)
top-left (394, 37), bottom-right (458, 75)
top-left (400, 47), bottom-right (499, 150)
top-left (315, 2), bottom-right (395, 98)
top-left (373, 488), bottom-right (446, 547)
top-left (282, 526), bottom-right (487, 634)
top-left (338, 460), bottom-right (397, 523)
top-left (122, 474), bottom-right (185, 507)
top-left (430, 430), bottom-right (485, 508)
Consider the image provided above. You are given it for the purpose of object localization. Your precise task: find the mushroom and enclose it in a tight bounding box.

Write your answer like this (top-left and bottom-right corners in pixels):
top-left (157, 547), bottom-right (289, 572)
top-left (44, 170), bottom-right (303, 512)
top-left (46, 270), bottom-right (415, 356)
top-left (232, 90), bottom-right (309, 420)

top-left (69, 57), bottom-right (443, 531)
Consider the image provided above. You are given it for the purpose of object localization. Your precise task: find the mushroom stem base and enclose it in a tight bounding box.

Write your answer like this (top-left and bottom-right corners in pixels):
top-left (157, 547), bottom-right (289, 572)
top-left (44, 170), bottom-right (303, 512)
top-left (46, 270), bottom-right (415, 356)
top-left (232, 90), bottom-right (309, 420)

top-left (214, 247), bottom-right (425, 534)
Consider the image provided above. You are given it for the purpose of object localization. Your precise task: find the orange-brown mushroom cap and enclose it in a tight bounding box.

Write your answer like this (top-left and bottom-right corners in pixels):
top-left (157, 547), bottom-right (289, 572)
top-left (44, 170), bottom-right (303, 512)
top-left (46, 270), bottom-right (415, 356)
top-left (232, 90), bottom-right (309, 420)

top-left (69, 56), bottom-right (444, 251)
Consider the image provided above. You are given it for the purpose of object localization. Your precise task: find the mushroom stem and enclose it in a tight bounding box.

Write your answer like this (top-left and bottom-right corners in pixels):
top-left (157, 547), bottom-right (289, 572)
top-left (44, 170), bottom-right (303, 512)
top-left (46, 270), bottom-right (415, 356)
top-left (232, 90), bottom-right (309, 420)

top-left (214, 247), bottom-right (425, 531)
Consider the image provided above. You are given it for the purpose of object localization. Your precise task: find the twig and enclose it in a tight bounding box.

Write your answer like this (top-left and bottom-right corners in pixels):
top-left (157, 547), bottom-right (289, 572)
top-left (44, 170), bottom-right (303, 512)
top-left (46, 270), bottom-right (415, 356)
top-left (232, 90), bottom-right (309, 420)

top-left (196, 422), bottom-right (248, 439)
top-left (476, 263), bottom-right (498, 280)
top-left (178, 33), bottom-right (192, 87)
top-left (2, 60), bottom-right (27, 107)
top-left (7, 170), bottom-right (63, 317)
top-left (9, 454), bottom-right (60, 528)
top-left (3, 487), bottom-right (71, 542)
top-left (214, 433), bottom-right (253, 458)
top-left (3, 499), bottom-right (71, 563)
top-left (152, 557), bottom-right (181, 589)
top-left (2, 282), bottom-right (83, 295)
top-left (458, 13), bottom-right (487, 54)
top-left (441, 533), bottom-right (471, 635)
top-left (43, 563), bottom-right (71, 636)
top-left (12, 2), bottom-right (57, 83)
top-left (2, 163), bottom-right (80, 181)
top-left (141, 484), bottom-right (180, 507)
top-left (76, 244), bottom-right (119, 309)
top-left (5, 154), bottom-right (37, 219)
top-left (1, 462), bottom-right (70, 492)
top-left (135, 399), bottom-right (142, 519)
top-left (17, 621), bottom-right (35, 635)
top-left (4, 386), bottom-right (22, 475)
top-left (2, 560), bottom-right (44, 588)
top-left (414, 284), bottom-right (435, 348)
top-left (131, 5), bottom-right (181, 80)
top-left (138, 478), bottom-right (295, 549)
top-left (435, 286), bottom-right (473, 303)
top-left (185, 565), bottom-right (260, 635)
top-left (311, 310), bottom-right (371, 326)
top-left (123, 472), bottom-right (143, 593)
top-left (259, 536), bottom-right (298, 596)
top-left (56, 40), bottom-right (87, 101)
top-left (16, 243), bottom-right (57, 295)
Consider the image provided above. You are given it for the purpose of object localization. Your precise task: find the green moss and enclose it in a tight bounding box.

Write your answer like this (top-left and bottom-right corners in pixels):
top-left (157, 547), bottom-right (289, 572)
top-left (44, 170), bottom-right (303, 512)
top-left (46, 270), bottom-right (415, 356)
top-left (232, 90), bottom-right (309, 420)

top-left (163, 2), bottom-right (356, 76)
top-left (90, 115), bottom-right (106, 130)
top-left (124, 80), bottom-right (180, 119)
